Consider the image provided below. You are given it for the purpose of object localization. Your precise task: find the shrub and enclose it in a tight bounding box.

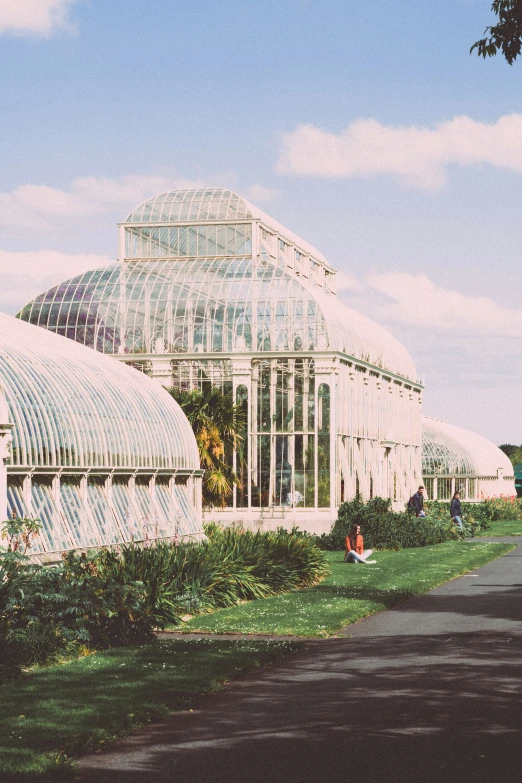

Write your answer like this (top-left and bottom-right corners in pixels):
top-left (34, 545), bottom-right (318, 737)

top-left (0, 526), bottom-right (329, 671)
top-left (316, 495), bottom-right (463, 552)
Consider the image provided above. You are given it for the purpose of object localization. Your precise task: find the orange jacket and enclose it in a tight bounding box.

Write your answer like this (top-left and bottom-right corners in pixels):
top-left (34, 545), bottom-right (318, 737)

top-left (346, 533), bottom-right (364, 555)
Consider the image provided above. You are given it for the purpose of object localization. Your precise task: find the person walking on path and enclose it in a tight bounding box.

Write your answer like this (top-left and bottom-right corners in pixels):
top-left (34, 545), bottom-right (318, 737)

top-left (344, 523), bottom-right (375, 563)
top-left (450, 491), bottom-right (464, 529)
top-left (413, 485), bottom-right (426, 517)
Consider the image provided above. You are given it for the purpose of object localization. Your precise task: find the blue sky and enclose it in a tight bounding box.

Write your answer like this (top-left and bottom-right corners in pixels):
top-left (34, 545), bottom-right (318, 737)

top-left (1, 0), bottom-right (521, 443)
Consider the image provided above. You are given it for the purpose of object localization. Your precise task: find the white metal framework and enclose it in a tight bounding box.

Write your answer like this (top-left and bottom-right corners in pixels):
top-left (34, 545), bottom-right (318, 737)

top-left (19, 187), bottom-right (424, 533)
top-left (422, 416), bottom-right (515, 500)
top-left (0, 313), bottom-right (202, 556)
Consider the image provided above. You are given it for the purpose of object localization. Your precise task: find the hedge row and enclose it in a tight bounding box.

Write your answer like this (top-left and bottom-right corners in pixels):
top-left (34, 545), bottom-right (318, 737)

top-left (315, 496), bottom-right (495, 552)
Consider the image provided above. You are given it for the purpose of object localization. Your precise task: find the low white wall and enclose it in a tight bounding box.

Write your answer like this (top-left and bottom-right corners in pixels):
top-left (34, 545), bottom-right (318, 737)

top-left (203, 508), bottom-right (336, 536)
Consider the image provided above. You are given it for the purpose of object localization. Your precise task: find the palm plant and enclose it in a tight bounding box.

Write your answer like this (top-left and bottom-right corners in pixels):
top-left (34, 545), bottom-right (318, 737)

top-left (167, 386), bottom-right (246, 509)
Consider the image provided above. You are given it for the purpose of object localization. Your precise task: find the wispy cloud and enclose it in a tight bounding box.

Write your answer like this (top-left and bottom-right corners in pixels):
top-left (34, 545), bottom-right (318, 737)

top-left (0, 0), bottom-right (78, 37)
top-left (0, 250), bottom-right (112, 313)
top-left (339, 271), bottom-right (522, 337)
top-left (278, 114), bottom-right (522, 190)
top-left (0, 175), bottom-right (203, 229)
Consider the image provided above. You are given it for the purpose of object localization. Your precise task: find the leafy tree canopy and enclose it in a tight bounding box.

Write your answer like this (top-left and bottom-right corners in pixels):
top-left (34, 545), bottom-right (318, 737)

top-left (471, 1), bottom-right (522, 64)
top-left (499, 444), bottom-right (522, 465)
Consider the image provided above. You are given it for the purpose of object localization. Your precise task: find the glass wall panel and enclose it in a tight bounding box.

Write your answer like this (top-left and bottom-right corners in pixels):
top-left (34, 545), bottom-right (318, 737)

top-left (438, 478), bottom-right (452, 501)
top-left (87, 476), bottom-right (121, 544)
top-left (294, 434), bottom-right (315, 507)
top-left (6, 476), bottom-right (28, 520)
top-left (423, 477), bottom-right (434, 500)
top-left (317, 384), bottom-right (330, 507)
top-left (274, 435), bottom-right (292, 505)
top-left (252, 435), bottom-right (270, 507)
top-left (60, 476), bottom-right (99, 548)
top-left (236, 385), bottom-right (249, 508)
top-left (31, 478), bottom-right (72, 552)
top-left (112, 477), bottom-right (143, 540)
top-left (455, 477), bottom-right (467, 497)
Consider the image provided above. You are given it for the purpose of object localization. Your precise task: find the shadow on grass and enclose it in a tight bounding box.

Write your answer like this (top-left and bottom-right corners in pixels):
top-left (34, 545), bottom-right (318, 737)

top-left (0, 639), bottom-right (297, 780)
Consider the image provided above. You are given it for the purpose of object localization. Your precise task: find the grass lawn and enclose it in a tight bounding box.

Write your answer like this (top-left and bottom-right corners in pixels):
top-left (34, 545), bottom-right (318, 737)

top-left (474, 519), bottom-right (522, 536)
top-left (181, 541), bottom-right (514, 637)
top-left (0, 637), bottom-right (297, 781)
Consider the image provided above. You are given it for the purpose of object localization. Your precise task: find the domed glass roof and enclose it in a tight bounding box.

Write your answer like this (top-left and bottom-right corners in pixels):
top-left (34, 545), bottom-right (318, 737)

top-left (0, 313), bottom-right (199, 470)
top-left (126, 188), bottom-right (255, 224)
top-left (422, 416), bottom-right (512, 477)
top-left (18, 258), bottom-right (417, 380)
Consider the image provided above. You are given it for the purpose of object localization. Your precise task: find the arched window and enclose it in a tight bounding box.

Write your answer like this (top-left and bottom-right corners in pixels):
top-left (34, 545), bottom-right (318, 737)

top-left (236, 385), bottom-right (249, 508)
top-left (318, 384), bottom-right (330, 507)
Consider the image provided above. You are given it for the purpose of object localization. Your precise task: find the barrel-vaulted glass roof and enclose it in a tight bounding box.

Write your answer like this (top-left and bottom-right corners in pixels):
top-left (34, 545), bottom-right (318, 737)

top-left (127, 188), bottom-right (255, 224)
top-left (0, 313), bottom-right (199, 470)
top-left (125, 187), bottom-right (329, 265)
top-left (18, 257), bottom-right (418, 381)
top-left (422, 416), bottom-right (512, 477)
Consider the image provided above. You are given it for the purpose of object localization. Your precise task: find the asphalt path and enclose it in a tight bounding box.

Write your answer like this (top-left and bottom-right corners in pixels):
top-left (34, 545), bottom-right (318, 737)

top-left (79, 539), bottom-right (522, 783)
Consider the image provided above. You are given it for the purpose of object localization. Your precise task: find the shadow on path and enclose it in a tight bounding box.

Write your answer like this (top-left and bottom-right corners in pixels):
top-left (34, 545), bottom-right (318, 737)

top-left (79, 542), bottom-right (522, 783)
top-left (79, 630), bottom-right (522, 783)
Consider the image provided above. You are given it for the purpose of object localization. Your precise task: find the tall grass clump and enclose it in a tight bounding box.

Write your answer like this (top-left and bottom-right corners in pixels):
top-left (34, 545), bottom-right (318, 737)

top-left (96, 524), bottom-right (330, 620)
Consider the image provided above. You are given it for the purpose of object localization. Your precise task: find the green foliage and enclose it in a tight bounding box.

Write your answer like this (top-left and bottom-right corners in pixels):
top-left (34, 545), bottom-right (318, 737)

top-left (0, 528), bottom-right (328, 672)
top-left (167, 385), bottom-right (245, 508)
top-left (0, 638), bottom-right (297, 780)
top-left (315, 495), bottom-right (504, 552)
top-left (471, 0), bottom-right (522, 64)
top-left (184, 543), bottom-right (514, 636)
top-left (1, 516), bottom-right (42, 558)
top-left (500, 443), bottom-right (522, 465)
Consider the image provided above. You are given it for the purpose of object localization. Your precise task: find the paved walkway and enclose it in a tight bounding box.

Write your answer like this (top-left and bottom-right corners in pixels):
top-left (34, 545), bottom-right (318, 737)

top-left (79, 539), bottom-right (522, 783)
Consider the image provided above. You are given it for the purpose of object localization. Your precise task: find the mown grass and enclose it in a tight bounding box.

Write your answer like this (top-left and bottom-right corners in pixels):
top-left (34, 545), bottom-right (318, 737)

top-left (474, 519), bottom-right (522, 537)
top-left (181, 541), bottom-right (514, 637)
top-left (0, 637), bottom-right (298, 781)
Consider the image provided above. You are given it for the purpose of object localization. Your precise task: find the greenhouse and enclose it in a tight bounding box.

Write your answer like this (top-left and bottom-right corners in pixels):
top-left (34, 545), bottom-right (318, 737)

top-left (422, 416), bottom-right (515, 501)
top-left (19, 187), bottom-right (424, 533)
top-left (0, 313), bottom-right (202, 558)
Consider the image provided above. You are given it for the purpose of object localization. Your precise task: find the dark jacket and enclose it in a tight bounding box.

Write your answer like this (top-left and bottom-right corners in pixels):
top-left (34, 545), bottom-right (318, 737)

top-left (413, 491), bottom-right (424, 515)
top-left (450, 497), bottom-right (462, 518)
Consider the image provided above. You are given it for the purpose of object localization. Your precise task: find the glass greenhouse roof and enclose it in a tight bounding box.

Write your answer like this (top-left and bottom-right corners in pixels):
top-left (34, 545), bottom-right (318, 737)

top-left (126, 188), bottom-right (255, 224)
top-left (19, 257), bottom-right (418, 381)
top-left (0, 313), bottom-right (199, 470)
top-left (124, 187), bottom-right (329, 265)
top-left (422, 416), bottom-right (512, 477)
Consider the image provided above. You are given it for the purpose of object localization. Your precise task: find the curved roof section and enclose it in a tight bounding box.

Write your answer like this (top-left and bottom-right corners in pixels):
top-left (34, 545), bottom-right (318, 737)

top-left (125, 187), bottom-right (329, 265)
top-left (18, 259), bottom-right (417, 381)
top-left (0, 313), bottom-right (199, 470)
top-left (422, 416), bottom-right (513, 477)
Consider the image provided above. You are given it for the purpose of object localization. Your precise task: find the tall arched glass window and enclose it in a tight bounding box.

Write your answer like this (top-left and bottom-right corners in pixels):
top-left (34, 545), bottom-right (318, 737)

top-left (318, 384), bottom-right (330, 507)
top-left (236, 385), bottom-right (249, 508)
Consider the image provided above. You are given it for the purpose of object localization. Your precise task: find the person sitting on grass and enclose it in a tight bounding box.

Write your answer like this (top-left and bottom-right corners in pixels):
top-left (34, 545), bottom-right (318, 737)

top-left (344, 523), bottom-right (376, 564)
top-left (450, 491), bottom-right (464, 530)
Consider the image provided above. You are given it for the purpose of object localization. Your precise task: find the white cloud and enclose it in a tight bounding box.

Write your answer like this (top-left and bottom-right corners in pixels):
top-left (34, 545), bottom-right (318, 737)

top-left (246, 185), bottom-right (281, 203)
top-left (278, 114), bottom-right (522, 190)
top-left (365, 272), bottom-right (522, 336)
top-left (0, 0), bottom-right (78, 36)
top-left (0, 175), bottom-right (203, 230)
top-left (0, 249), bottom-right (112, 314)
